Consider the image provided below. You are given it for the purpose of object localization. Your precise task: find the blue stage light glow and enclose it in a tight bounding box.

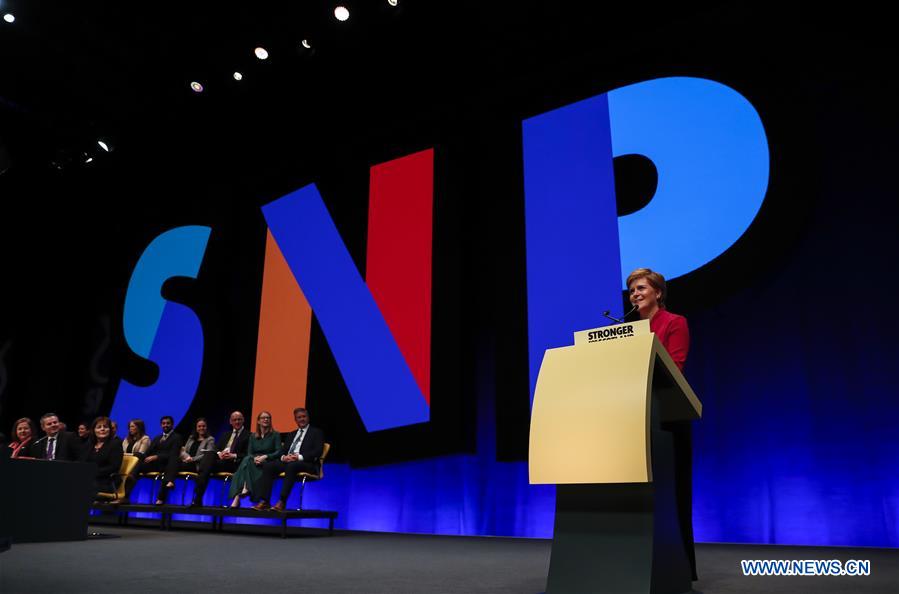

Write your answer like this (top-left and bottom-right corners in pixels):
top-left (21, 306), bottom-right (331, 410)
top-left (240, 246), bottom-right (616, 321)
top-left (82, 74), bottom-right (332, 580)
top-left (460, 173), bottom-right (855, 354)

top-left (124, 456), bottom-right (557, 537)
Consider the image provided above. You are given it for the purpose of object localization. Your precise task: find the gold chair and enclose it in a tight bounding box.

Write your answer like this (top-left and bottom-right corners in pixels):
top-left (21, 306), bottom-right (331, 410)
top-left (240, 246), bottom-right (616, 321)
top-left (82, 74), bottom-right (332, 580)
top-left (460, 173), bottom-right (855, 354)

top-left (278, 442), bottom-right (330, 510)
top-left (212, 472), bottom-right (234, 508)
top-left (176, 471), bottom-right (200, 505)
top-left (173, 469), bottom-right (234, 507)
top-left (138, 470), bottom-right (164, 503)
top-left (96, 453), bottom-right (142, 503)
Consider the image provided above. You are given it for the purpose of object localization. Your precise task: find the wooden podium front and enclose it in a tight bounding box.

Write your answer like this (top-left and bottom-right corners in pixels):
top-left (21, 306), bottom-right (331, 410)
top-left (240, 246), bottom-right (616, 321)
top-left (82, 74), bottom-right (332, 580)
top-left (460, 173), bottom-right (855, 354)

top-left (529, 321), bottom-right (702, 594)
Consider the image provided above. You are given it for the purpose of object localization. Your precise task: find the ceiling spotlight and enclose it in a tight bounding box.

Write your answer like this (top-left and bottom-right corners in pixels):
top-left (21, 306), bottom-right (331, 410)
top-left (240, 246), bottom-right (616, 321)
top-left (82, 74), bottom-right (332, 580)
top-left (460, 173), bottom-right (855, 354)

top-left (233, 71), bottom-right (243, 81)
top-left (3, 13), bottom-right (14, 23)
top-left (190, 81), bottom-right (204, 93)
top-left (84, 156), bottom-right (94, 164)
top-left (97, 140), bottom-right (110, 152)
top-left (301, 39), bottom-right (312, 49)
top-left (388, 0), bottom-right (399, 6)
top-left (255, 47), bottom-right (269, 60)
top-left (334, 6), bottom-right (350, 21)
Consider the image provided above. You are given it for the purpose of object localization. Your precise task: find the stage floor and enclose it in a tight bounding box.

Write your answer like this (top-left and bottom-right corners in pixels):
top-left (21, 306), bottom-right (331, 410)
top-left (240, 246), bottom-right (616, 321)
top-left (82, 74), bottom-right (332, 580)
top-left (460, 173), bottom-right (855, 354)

top-left (1, 524), bottom-right (896, 593)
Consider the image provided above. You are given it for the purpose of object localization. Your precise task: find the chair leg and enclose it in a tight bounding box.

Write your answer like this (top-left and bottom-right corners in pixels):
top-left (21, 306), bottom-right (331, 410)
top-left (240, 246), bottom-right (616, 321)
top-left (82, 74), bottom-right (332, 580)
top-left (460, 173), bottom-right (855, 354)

top-left (221, 476), bottom-right (232, 508)
top-left (151, 475), bottom-right (162, 503)
top-left (181, 475), bottom-right (196, 506)
top-left (297, 476), bottom-right (307, 511)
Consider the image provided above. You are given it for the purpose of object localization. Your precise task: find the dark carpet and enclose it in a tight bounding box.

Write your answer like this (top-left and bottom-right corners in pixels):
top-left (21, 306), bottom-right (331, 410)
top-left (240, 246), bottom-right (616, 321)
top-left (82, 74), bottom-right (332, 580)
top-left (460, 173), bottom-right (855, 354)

top-left (1, 525), bottom-right (896, 593)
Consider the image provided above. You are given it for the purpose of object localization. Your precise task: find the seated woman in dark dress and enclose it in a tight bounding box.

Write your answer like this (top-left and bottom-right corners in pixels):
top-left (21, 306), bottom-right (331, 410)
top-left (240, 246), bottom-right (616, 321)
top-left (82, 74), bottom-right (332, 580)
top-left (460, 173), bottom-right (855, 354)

top-left (228, 411), bottom-right (280, 508)
top-left (80, 416), bottom-right (124, 497)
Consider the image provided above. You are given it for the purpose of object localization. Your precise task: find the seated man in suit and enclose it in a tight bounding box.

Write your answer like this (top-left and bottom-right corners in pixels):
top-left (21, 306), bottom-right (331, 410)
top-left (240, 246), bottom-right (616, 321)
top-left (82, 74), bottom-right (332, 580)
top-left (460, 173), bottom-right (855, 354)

top-left (253, 407), bottom-right (323, 511)
top-left (137, 415), bottom-right (183, 493)
top-left (30, 413), bottom-right (82, 461)
top-left (188, 410), bottom-right (250, 506)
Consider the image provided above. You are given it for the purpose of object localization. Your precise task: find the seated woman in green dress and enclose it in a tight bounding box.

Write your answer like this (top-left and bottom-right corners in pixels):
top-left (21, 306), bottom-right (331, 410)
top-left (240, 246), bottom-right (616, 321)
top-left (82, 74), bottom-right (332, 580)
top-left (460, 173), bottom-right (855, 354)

top-left (228, 411), bottom-right (280, 508)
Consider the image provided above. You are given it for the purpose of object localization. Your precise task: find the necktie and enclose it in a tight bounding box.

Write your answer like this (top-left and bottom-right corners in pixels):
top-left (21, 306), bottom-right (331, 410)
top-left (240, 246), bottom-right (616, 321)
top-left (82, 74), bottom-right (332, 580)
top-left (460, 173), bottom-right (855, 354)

top-left (290, 429), bottom-right (305, 455)
top-left (47, 437), bottom-right (56, 460)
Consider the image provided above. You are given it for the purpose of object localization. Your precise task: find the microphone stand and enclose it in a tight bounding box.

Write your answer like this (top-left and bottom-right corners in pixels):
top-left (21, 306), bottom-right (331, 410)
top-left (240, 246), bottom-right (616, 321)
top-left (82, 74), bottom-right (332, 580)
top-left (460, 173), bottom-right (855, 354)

top-left (602, 304), bottom-right (639, 325)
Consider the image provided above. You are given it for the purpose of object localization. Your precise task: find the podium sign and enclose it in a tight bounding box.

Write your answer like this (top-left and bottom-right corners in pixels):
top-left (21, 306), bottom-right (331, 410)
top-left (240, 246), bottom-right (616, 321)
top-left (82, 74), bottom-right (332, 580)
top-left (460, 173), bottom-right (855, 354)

top-left (572, 319), bottom-right (649, 346)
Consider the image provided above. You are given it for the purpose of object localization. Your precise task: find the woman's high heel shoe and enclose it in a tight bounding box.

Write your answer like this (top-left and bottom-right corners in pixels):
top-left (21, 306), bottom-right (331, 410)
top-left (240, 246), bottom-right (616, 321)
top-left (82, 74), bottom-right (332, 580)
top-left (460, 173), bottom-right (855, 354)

top-left (230, 495), bottom-right (241, 508)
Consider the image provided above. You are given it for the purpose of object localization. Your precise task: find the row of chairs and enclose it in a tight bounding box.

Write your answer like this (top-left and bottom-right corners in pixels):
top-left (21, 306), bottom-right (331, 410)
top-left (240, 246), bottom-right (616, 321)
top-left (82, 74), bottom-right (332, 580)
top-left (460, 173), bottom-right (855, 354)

top-left (96, 443), bottom-right (331, 510)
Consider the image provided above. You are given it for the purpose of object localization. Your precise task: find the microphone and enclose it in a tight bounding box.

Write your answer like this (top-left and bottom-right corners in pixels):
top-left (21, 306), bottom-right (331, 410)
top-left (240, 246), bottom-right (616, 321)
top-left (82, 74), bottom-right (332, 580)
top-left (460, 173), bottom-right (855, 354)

top-left (602, 304), bottom-right (639, 325)
top-left (30, 435), bottom-right (48, 457)
top-left (602, 310), bottom-right (623, 324)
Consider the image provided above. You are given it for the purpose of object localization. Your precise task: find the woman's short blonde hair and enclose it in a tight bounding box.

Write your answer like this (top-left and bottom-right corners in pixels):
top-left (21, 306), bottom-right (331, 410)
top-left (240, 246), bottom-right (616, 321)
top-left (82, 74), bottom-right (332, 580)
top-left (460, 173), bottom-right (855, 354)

top-left (626, 268), bottom-right (667, 306)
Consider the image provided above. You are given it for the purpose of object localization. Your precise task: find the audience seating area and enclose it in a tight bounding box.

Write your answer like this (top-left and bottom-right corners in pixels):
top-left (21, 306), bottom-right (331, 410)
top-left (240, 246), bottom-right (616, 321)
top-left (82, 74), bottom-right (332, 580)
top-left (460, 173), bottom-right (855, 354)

top-left (92, 502), bottom-right (337, 538)
top-left (90, 446), bottom-right (337, 538)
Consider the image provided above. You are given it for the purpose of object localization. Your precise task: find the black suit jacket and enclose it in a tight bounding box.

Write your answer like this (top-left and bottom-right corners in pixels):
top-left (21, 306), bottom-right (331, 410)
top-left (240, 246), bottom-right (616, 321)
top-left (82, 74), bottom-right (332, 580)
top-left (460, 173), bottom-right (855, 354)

top-left (29, 431), bottom-right (82, 461)
top-left (277, 426), bottom-right (324, 466)
top-left (80, 439), bottom-right (124, 481)
top-left (214, 427), bottom-right (250, 460)
top-left (145, 432), bottom-right (183, 461)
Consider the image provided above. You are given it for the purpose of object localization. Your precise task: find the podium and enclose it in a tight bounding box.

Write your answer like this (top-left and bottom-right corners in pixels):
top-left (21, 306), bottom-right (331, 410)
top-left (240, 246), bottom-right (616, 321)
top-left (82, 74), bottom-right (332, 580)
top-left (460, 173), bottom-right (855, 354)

top-left (529, 320), bottom-right (702, 594)
top-left (0, 456), bottom-right (96, 543)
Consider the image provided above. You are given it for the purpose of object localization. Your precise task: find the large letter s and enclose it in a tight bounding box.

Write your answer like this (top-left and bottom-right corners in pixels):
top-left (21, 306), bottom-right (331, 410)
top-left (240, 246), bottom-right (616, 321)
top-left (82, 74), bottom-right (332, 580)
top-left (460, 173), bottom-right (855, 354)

top-left (110, 225), bottom-right (211, 428)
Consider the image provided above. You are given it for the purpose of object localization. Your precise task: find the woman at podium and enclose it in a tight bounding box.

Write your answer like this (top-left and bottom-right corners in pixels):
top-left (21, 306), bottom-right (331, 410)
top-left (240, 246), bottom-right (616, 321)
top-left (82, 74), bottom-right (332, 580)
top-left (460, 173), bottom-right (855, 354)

top-left (626, 267), bottom-right (697, 581)
top-left (626, 268), bottom-right (689, 370)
